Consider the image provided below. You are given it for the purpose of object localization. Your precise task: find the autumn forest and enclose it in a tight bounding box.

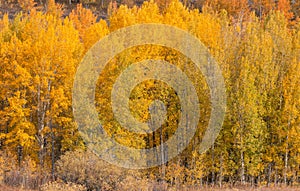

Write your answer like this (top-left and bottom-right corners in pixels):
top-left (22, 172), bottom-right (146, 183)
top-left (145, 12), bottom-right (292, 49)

top-left (0, 0), bottom-right (299, 190)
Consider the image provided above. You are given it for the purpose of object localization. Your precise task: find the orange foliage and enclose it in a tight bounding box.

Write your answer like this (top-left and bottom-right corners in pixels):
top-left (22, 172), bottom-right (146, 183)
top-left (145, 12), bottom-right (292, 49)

top-left (69, 4), bottom-right (97, 38)
top-left (277, 0), bottom-right (294, 20)
top-left (205, 0), bottom-right (249, 18)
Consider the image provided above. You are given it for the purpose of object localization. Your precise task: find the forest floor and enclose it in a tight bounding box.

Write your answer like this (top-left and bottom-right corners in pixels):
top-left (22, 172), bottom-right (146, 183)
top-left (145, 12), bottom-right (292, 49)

top-left (1, 184), bottom-right (300, 191)
top-left (0, 184), bottom-right (35, 191)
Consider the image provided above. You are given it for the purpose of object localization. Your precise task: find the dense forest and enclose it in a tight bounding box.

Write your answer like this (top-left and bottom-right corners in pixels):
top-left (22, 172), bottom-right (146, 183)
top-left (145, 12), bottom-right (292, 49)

top-left (0, 0), bottom-right (299, 190)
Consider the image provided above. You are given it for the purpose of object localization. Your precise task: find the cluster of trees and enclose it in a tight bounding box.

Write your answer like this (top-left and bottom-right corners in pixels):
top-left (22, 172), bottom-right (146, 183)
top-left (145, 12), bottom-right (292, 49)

top-left (2, 0), bottom-right (300, 19)
top-left (0, 0), bottom-right (299, 190)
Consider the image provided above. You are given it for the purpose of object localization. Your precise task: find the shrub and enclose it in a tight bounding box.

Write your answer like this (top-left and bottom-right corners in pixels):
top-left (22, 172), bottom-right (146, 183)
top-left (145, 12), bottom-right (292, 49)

top-left (41, 180), bottom-right (87, 191)
top-left (56, 149), bottom-right (124, 190)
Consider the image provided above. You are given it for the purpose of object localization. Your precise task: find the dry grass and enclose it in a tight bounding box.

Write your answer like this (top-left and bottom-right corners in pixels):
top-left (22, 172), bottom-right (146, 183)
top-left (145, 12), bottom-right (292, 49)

top-left (0, 184), bottom-right (36, 191)
top-left (184, 186), bottom-right (300, 191)
top-left (1, 183), bottom-right (299, 191)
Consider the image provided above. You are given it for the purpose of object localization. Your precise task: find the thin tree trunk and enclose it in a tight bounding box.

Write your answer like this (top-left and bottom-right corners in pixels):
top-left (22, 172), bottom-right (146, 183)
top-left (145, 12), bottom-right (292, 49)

top-left (219, 154), bottom-right (223, 188)
top-left (284, 113), bottom-right (292, 186)
top-left (37, 84), bottom-right (45, 168)
top-left (17, 144), bottom-right (22, 167)
top-left (275, 168), bottom-right (277, 187)
top-left (267, 163), bottom-right (272, 187)
top-left (160, 125), bottom-right (165, 181)
top-left (200, 177), bottom-right (203, 187)
top-left (211, 144), bottom-right (215, 186)
top-left (240, 150), bottom-right (245, 185)
top-left (284, 135), bottom-right (289, 186)
top-left (50, 119), bottom-right (55, 180)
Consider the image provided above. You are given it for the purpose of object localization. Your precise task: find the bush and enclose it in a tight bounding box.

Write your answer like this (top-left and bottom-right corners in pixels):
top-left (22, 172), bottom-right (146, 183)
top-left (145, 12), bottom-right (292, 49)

top-left (116, 175), bottom-right (150, 191)
top-left (56, 149), bottom-right (153, 190)
top-left (56, 149), bottom-right (124, 190)
top-left (41, 180), bottom-right (87, 191)
top-left (0, 151), bottom-right (44, 189)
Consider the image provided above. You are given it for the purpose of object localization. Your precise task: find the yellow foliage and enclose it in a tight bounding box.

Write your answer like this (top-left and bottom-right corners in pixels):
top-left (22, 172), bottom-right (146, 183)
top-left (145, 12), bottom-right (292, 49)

top-left (0, 0), bottom-right (299, 188)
